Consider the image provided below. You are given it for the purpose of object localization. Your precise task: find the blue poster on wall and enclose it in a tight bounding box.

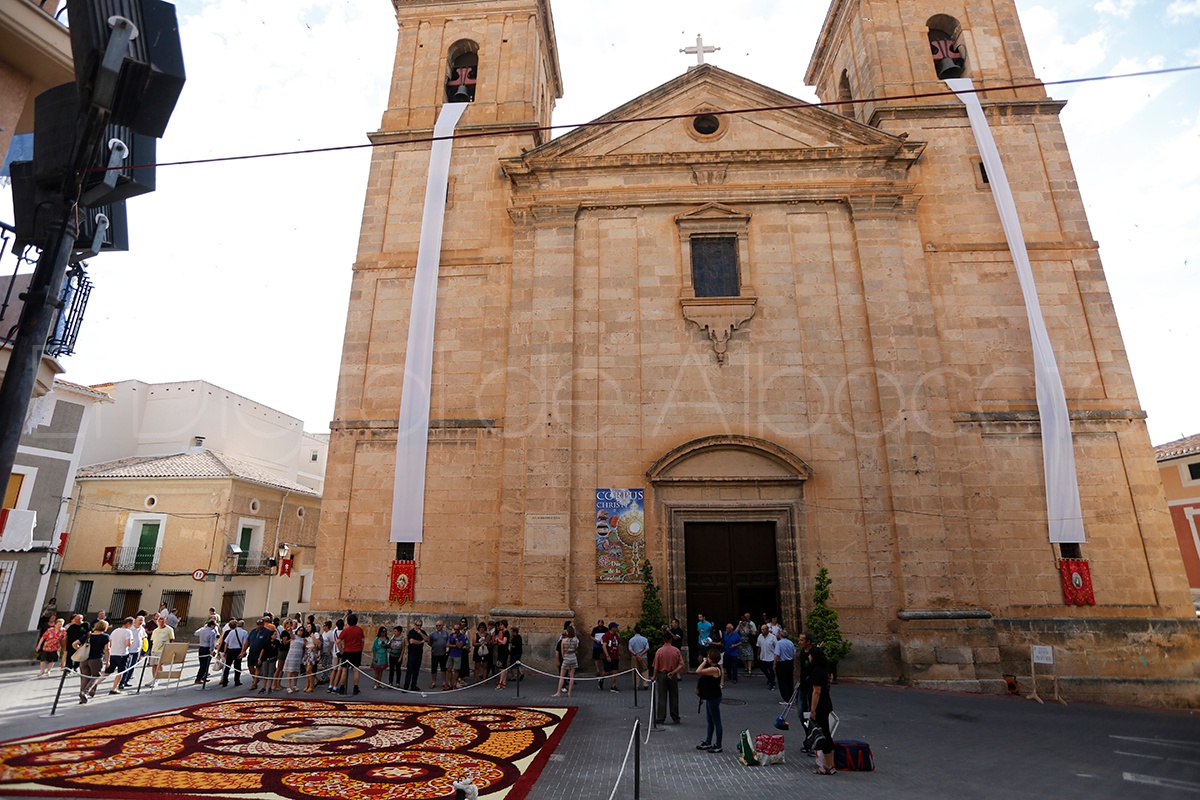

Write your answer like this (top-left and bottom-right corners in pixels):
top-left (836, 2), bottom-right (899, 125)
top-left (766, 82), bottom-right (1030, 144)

top-left (595, 488), bottom-right (645, 583)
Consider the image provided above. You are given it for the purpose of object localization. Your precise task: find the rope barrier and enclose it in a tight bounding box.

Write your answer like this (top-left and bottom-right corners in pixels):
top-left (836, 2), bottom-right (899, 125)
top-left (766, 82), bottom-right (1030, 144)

top-left (605, 721), bottom-right (640, 800)
top-left (343, 662), bottom-right (505, 697)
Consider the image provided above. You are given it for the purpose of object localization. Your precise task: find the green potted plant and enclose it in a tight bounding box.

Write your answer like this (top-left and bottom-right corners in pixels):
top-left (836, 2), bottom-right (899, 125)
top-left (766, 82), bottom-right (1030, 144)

top-left (804, 567), bottom-right (851, 681)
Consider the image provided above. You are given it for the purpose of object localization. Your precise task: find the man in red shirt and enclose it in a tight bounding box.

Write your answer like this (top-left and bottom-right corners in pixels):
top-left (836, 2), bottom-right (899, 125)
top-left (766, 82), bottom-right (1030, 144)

top-left (651, 630), bottom-right (685, 724)
top-left (601, 622), bottom-right (622, 692)
top-left (337, 613), bottom-right (365, 695)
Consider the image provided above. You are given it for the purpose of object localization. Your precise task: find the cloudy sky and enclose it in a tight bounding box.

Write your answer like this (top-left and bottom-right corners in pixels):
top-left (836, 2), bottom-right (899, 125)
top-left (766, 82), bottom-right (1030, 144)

top-left (5, 0), bottom-right (1199, 444)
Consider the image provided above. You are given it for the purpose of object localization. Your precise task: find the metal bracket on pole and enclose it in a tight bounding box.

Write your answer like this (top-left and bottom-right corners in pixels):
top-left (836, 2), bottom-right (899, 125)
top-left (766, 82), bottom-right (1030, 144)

top-left (92, 16), bottom-right (139, 112)
top-left (80, 138), bottom-right (129, 207)
top-left (70, 213), bottom-right (109, 264)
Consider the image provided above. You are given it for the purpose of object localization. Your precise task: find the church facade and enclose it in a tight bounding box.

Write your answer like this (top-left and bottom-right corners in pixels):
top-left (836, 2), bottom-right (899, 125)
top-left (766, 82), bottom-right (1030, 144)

top-left (314, 0), bottom-right (1199, 706)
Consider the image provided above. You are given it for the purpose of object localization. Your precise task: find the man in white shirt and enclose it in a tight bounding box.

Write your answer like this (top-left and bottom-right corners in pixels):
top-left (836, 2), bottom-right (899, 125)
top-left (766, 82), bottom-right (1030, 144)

top-left (121, 616), bottom-right (146, 690)
top-left (628, 626), bottom-right (650, 689)
top-left (106, 617), bottom-right (134, 694)
top-left (757, 628), bottom-right (778, 691)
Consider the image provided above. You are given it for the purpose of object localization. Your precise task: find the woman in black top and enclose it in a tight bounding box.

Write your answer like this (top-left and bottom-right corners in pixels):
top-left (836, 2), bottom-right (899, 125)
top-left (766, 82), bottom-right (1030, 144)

top-left (78, 621), bottom-right (110, 703)
top-left (510, 626), bottom-right (524, 682)
top-left (695, 646), bottom-right (723, 753)
top-left (799, 632), bottom-right (836, 775)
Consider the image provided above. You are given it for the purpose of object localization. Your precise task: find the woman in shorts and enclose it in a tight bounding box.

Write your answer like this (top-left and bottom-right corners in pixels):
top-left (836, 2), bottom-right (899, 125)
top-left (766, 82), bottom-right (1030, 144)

top-left (554, 625), bottom-right (579, 698)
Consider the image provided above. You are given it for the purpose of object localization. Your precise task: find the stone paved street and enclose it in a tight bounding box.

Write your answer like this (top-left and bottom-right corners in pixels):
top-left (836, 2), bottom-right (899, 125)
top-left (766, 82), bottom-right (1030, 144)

top-left (0, 662), bottom-right (1196, 799)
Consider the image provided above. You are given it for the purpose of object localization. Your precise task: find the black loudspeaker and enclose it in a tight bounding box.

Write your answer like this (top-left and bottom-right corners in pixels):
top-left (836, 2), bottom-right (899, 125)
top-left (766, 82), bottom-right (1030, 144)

top-left (68, 0), bottom-right (186, 138)
top-left (31, 83), bottom-right (83, 187)
top-left (9, 160), bottom-right (47, 252)
top-left (10, 162), bottom-right (129, 254)
top-left (78, 200), bottom-right (130, 254)
top-left (33, 83), bottom-right (156, 206)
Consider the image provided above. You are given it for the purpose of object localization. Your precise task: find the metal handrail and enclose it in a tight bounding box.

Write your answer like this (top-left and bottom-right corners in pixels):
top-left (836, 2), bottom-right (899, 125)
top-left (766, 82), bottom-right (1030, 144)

top-left (234, 551), bottom-right (277, 575)
top-left (112, 546), bottom-right (162, 572)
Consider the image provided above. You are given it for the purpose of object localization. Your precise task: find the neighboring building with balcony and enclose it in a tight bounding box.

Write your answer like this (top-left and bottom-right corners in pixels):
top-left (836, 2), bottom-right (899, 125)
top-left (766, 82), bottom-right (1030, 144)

top-left (1155, 434), bottom-right (1200, 615)
top-left (51, 380), bottom-right (327, 626)
top-left (61, 449), bottom-right (320, 626)
top-left (0, 379), bottom-right (108, 659)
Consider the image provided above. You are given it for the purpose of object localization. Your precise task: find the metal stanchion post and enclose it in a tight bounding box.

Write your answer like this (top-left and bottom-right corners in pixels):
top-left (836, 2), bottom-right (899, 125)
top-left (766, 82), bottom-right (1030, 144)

top-left (515, 662), bottom-right (520, 699)
top-left (39, 667), bottom-right (71, 718)
top-left (634, 719), bottom-right (641, 800)
top-left (135, 653), bottom-right (150, 694)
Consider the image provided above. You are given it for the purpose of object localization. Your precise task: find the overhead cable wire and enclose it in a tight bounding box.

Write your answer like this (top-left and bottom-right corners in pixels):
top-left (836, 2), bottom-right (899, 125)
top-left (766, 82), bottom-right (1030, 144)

top-left (90, 63), bottom-right (1200, 174)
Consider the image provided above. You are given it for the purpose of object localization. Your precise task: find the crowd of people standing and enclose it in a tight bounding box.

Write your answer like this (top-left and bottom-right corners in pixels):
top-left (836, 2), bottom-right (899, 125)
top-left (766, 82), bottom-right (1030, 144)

top-left (34, 601), bottom-right (186, 702)
top-left (33, 600), bottom-right (837, 772)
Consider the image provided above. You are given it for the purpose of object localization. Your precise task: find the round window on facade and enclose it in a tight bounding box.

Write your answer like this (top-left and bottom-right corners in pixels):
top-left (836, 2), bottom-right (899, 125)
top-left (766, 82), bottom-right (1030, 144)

top-left (297, 506), bottom-right (306, 519)
top-left (144, 495), bottom-right (157, 509)
top-left (693, 114), bottom-right (721, 136)
top-left (249, 499), bottom-right (261, 513)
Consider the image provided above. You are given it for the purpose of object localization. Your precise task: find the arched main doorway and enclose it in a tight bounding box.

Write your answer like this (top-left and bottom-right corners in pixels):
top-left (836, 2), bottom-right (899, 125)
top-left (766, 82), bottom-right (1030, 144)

top-left (646, 435), bottom-right (812, 662)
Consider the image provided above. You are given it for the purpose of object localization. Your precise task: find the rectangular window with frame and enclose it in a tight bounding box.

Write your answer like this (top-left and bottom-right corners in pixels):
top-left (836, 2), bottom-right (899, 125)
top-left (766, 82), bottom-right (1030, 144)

top-left (690, 236), bottom-right (740, 297)
top-left (72, 580), bottom-right (93, 616)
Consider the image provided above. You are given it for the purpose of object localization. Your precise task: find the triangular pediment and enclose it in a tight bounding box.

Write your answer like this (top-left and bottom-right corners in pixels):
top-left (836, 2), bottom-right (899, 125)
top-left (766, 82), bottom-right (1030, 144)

top-left (676, 203), bottom-right (750, 223)
top-left (518, 65), bottom-right (907, 168)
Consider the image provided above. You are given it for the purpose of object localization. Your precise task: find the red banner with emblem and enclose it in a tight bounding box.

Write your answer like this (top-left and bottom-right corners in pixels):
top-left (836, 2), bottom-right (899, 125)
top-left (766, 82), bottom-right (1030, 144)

top-left (390, 561), bottom-right (415, 605)
top-left (279, 558), bottom-right (293, 577)
top-left (102, 546), bottom-right (116, 567)
top-left (1059, 559), bottom-right (1095, 606)
top-left (56, 532), bottom-right (68, 557)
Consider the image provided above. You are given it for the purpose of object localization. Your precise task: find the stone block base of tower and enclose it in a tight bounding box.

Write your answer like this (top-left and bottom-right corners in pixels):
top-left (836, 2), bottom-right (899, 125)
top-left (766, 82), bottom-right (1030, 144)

top-left (839, 615), bottom-right (1200, 708)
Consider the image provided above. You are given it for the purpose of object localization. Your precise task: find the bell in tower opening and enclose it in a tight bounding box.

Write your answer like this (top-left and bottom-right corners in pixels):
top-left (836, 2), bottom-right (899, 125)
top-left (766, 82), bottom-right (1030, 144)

top-left (446, 41), bottom-right (479, 103)
top-left (927, 15), bottom-right (966, 79)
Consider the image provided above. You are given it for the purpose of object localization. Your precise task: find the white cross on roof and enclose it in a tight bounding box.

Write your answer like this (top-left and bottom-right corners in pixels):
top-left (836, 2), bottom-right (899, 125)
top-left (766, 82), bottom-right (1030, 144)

top-left (681, 34), bottom-right (720, 66)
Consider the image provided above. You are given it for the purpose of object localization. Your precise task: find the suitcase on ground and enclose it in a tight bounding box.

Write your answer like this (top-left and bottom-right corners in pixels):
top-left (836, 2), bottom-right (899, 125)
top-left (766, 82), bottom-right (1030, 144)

top-left (834, 740), bottom-right (875, 771)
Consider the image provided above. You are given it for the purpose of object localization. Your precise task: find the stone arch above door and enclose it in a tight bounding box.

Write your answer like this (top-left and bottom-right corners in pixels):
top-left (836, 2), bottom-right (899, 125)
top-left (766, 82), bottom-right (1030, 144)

top-left (646, 435), bottom-right (811, 638)
top-left (647, 434), bottom-right (813, 483)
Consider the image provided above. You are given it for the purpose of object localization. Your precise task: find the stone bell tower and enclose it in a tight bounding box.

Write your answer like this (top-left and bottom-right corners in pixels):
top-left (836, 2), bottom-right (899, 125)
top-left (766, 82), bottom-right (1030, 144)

top-left (803, 0), bottom-right (1196, 696)
top-left (313, 0), bottom-right (562, 613)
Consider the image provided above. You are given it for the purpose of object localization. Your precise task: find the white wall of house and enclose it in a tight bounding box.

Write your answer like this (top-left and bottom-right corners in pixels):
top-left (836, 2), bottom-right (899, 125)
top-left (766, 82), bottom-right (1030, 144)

top-left (82, 380), bottom-right (326, 487)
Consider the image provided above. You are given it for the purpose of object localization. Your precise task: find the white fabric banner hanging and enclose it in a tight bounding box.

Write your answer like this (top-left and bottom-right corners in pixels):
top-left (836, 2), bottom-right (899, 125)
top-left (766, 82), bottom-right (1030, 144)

top-left (391, 101), bottom-right (470, 543)
top-left (946, 78), bottom-right (1085, 543)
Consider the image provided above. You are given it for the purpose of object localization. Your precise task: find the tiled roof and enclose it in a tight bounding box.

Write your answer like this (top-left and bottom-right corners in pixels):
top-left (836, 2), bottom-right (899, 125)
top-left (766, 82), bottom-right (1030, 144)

top-left (77, 450), bottom-right (320, 497)
top-left (1154, 433), bottom-right (1200, 462)
top-left (52, 379), bottom-right (113, 401)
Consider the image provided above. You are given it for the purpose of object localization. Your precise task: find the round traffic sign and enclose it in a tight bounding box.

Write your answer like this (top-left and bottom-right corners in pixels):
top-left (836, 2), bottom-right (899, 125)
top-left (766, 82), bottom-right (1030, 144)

top-left (192, 569), bottom-right (208, 582)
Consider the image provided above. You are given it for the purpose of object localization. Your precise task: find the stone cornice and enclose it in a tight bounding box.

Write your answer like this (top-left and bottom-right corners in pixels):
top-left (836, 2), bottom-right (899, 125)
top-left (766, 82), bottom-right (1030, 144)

top-left (954, 409), bottom-right (1148, 424)
top-left (869, 99), bottom-right (1067, 126)
top-left (368, 121), bottom-right (543, 146)
top-left (845, 193), bottom-right (921, 218)
top-left (924, 240), bottom-right (1100, 254)
top-left (506, 188), bottom-right (916, 214)
top-left (502, 142), bottom-right (926, 179)
top-left (508, 205), bottom-right (580, 227)
top-left (330, 418), bottom-right (498, 431)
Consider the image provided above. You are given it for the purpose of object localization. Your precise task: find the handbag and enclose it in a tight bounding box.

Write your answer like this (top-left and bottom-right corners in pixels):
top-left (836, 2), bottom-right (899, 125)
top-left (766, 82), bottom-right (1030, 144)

top-left (71, 641), bottom-right (91, 663)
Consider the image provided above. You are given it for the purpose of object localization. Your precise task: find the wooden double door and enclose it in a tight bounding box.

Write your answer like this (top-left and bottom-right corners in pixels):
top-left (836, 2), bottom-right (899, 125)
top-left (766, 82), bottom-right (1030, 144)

top-left (684, 521), bottom-right (779, 662)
